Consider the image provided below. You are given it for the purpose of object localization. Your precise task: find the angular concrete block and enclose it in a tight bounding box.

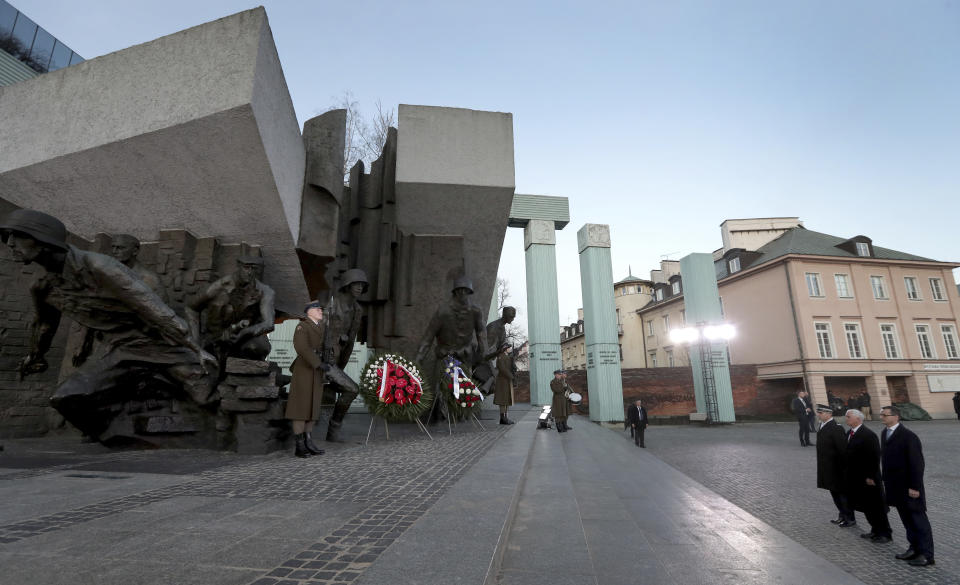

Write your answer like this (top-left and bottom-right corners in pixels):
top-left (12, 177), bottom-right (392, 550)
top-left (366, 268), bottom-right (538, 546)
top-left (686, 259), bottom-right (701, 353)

top-left (0, 8), bottom-right (307, 313)
top-left (394, 105), bottom-right (515, 314)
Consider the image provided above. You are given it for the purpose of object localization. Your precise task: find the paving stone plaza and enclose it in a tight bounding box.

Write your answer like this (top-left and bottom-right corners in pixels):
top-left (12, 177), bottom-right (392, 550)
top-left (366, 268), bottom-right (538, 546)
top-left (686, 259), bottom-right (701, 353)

top-left (1, 406), bottom-right (958, 585)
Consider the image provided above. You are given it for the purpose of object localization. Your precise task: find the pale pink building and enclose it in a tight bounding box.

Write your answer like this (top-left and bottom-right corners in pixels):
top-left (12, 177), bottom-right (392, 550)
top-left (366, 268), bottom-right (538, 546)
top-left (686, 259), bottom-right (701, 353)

top-left (639, 218), bottom-right (960, 419)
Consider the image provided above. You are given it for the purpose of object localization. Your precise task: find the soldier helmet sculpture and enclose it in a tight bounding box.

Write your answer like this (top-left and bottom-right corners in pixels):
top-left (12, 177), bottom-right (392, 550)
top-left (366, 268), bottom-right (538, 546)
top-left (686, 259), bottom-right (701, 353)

top-left (452, 276), bottom-right (474, 294)
top-left (339, 268), bottom-right (369, 293)
top-left (0, 209), bottom-right (68, 251)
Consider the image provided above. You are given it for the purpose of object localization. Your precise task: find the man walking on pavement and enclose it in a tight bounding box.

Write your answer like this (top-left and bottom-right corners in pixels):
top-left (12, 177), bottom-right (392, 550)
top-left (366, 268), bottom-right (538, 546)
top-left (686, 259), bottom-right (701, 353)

top-left (815, 404), bottom-right (854, 527)
top-left (844, 409), bottom-right (892, 544)
top-left (627, 399), bottom-right (648, 447)
top-left (880, 405), bottom-right (935, 567)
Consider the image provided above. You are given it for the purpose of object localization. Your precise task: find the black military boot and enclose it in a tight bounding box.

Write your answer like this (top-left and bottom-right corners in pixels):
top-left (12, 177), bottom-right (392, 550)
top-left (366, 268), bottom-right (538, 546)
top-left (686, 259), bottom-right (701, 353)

top-left (499, 414), bottom-right (515, 425)
top-left (294, 433), bottom-right (312, 458)
top-left (304, 433), bottom-right (325, 455)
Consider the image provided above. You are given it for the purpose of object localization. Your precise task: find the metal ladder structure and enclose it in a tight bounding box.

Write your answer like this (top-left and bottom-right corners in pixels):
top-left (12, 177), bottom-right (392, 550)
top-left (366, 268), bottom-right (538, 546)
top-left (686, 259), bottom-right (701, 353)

top-left (698, 339), bottom-right (721, 424)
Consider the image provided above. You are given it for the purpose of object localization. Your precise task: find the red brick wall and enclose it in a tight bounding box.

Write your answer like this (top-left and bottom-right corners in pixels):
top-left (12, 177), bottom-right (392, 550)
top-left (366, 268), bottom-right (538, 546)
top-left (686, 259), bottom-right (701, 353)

top-left (510, 366), bottom-right (800, 420)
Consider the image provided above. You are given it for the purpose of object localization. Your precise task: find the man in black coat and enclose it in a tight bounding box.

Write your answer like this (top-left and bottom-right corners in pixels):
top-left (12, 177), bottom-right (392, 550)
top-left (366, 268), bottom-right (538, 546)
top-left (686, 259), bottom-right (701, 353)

top-left (880, 405), bottom-right (935, 566)
top-left (953, 392), bottom-right (960, 421)
top-left (626, 399), bottom-right (648, 448)
top-left (815, 404), bottom-right (854, 526)
top-left (843, 409), bottom-right (892, 543)
top-left (791, 390), bottom-right (812, 446)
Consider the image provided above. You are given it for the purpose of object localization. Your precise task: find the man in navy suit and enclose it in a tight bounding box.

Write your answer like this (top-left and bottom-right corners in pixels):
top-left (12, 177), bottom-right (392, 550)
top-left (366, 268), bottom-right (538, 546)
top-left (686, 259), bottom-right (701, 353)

top-left (843, 409), bottom-right (892, 543)
top-left (626, 399), bottom-right (648, 448)
top-left (880, 405), bottom-right (935, 567)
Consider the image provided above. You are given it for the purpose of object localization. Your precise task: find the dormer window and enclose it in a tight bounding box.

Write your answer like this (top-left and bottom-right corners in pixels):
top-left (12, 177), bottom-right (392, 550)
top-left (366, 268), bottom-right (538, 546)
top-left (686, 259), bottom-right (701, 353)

top-left (671, 280), bottom-right (680, 295)
top-left (856, 242), bottom-right (870, 257)
top-left (728, 257), bottom-right (741, 273)
top-left (655, 288), bottom-right (663, 301)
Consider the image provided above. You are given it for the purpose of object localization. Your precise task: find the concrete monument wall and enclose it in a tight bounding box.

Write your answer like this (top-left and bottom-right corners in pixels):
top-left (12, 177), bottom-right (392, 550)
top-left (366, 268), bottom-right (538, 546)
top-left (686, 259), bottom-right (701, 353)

top-left (0, 8), bottom-right (308, 314)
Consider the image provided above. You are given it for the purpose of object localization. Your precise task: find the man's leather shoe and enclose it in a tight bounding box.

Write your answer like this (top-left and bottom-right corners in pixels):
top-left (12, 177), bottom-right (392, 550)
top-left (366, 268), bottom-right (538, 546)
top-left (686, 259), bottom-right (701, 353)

top-left (908, 556), bottom-right (934, 567)
top-left (838, 520), bottom-right (856, 528)
top-left (871, 535), bottom-right (892, 543)
top-left (830, 518), bottom-right (843, 525)
top-left (895, 549), bottom-right (919, 561)
top-left (860, 531), bottom-right (876, 539)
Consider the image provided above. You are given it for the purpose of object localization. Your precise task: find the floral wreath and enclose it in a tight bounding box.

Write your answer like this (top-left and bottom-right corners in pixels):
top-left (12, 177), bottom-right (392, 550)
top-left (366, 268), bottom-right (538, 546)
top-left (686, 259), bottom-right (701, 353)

top-left (359, 354), bottom-right (432, 422)
top-left (440, 355), bottom-right (483, 418)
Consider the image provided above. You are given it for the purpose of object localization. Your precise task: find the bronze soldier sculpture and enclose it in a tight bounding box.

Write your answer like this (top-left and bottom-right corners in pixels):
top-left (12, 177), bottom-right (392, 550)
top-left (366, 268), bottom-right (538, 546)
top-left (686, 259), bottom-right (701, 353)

top-left (415, 276), bottom-right (487, 422)
top-left (186, 255), bottom-right (275, 378)
top-left (476, 306), bottom-right (516, 393)
top-left (110, 234), bottom-right (165, 297)
top-left (72, 233), bottom-right (168, 367)
top-left (318, 268), bottom-right (367, 442)
top-left (1, 209), bottom-right (217, 438)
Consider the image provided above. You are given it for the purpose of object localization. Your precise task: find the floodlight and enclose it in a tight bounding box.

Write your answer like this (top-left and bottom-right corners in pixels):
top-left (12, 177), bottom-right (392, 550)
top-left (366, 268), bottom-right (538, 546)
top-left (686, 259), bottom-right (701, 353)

top-left (669, 327), bottom-right (700, 344)
top-left (704, 324), bottom-right (736, 341)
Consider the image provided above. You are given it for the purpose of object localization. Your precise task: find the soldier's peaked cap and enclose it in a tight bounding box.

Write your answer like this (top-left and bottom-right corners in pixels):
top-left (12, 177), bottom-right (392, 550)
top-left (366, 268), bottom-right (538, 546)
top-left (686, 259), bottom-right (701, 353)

top-left (815, 404), bottom-right (833, 413)
top-left (340, 268), bottom-right (369, 293)
top-left (0, 209), bottom-right (68, 251)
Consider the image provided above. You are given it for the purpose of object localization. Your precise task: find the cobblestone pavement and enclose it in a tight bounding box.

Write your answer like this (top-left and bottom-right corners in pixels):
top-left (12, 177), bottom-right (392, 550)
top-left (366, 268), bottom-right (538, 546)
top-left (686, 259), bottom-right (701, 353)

top-left (642, 419), bottom-right (960, 585)
top-left (0, 424), bottom-right (507, 585)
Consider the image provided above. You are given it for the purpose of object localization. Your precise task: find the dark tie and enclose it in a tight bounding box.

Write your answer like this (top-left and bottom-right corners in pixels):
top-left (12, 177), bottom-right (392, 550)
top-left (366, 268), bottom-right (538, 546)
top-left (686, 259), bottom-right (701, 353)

top-left (848, 429), bottom-right (854, 441)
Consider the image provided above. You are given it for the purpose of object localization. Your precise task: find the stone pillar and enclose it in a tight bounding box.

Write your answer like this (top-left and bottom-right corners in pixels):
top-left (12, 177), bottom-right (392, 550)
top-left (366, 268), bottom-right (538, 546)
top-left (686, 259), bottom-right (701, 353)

top-left (865, 374), bottom-right (889, 420)
top-left (679, 253), bottom-right (735, 423)
top-left (524, 220), bottom-right (563, 405)
top-left (806, 374), bottom-right (827, 410)
top-left (577, 224), bottom-right (624, 422)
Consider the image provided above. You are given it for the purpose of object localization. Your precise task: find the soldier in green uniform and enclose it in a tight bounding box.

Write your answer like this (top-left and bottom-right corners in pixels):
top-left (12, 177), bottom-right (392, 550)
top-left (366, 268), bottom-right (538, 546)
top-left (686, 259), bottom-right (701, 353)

top-left (550, 369), bottom-right (572, 433)
top-left (285, 301), bottom-right (327, 457)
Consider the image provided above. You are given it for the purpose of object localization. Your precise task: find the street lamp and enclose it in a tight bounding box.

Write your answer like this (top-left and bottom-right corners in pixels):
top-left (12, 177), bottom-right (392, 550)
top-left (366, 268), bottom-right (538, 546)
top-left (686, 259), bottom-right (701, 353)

top-left (668, 322), bottom-right (736, 423)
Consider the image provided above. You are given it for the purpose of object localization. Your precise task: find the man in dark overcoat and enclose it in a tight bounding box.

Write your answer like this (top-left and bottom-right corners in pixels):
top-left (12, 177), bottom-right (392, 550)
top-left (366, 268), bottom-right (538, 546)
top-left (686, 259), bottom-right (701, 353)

top-left (550, 369), bottom-right (571, 433)
top-left (815, 404), bottom-right (853, 526)
top-left (953, 392), bottom-right (960, 421)
top-left (284, 301), bottom-right (327, 457)
top-left (626, 399), bottom-right (649, 448)
top-left (791, 389), bottom-right (812, 446)
top-left (880, 405), bottom-right (935, 566)
top-left (843, 409), bottom-right (892, 542)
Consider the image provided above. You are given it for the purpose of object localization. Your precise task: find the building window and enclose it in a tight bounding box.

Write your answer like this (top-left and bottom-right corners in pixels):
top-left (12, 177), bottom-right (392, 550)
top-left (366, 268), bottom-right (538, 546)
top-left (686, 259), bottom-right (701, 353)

top-left (941, 324), bottom-right (959, 359)
top-left (655, 288), bottom-right (663, 301)
top-left (870, 276), bottom-right (888, 300)
top-left (680, 310), bottom-right (686, 325)
top-left (649, 351), bottom-right (658, 367)
top-left (671, 281), bottom-right (680, 295)
top-left (844, 323), bottom-right (865, 359)
top-left (930, 278), bottom-right (946, 301)
top-left (856, 242), bottom-right (870, 256)
top-left (814, 322), bottom-right (835, 358)
top-left (915, 324), bottom-right (936, 359)
top-left (580, 345), bottom-right (584, 355)
top-left (719, 296), bottom-right (724, 317)
top-left (667, 350), bottom-right (675, 367)
top-left (880, 323), bottom-right (901, 359)
top-left (904, 277), bottom-right (921, 300)
top-left (805, 273), bottom-right (823, 297)
top-left (647, 320), bottom-right (655, 336)
top-left (728, 257), bottom-right (741, 273)
top-left (663, 314), bottom-right (670, 332)
top-left (834, 274), bottom-right (852, 298)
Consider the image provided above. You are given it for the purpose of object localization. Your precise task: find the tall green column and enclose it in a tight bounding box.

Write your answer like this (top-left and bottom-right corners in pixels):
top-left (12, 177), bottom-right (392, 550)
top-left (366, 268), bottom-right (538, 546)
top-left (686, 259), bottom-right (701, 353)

top-left (679, 253), bottom-right (735, 423)
top-left (577, 224), bottom-right (624, 422)
top-left (524, 219), bottom-right (562, 406)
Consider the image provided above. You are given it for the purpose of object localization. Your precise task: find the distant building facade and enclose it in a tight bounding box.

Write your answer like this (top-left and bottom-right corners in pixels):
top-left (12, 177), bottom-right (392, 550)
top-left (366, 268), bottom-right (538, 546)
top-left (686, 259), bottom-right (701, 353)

top-left (1, 0), bottom-right (83, 86)
top-left (638, 217), bottom-right (960, 419)
top-left (561, 270), bottom-right (655, 370)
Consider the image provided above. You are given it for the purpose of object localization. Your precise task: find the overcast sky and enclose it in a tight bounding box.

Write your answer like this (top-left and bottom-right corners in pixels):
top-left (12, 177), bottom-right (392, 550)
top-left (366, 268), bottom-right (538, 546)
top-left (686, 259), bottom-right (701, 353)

top-left (12, 0), bottom-right (960, 333)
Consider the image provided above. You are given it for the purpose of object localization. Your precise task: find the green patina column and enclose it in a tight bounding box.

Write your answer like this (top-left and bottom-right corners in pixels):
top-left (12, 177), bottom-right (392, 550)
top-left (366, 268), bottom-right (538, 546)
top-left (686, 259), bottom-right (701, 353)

top-left (577, 224), bottom-right (624, 422)
top-left (524, 219), bottom-right (562, 405)
top-left (679, 253), bottom-right (736, 423)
